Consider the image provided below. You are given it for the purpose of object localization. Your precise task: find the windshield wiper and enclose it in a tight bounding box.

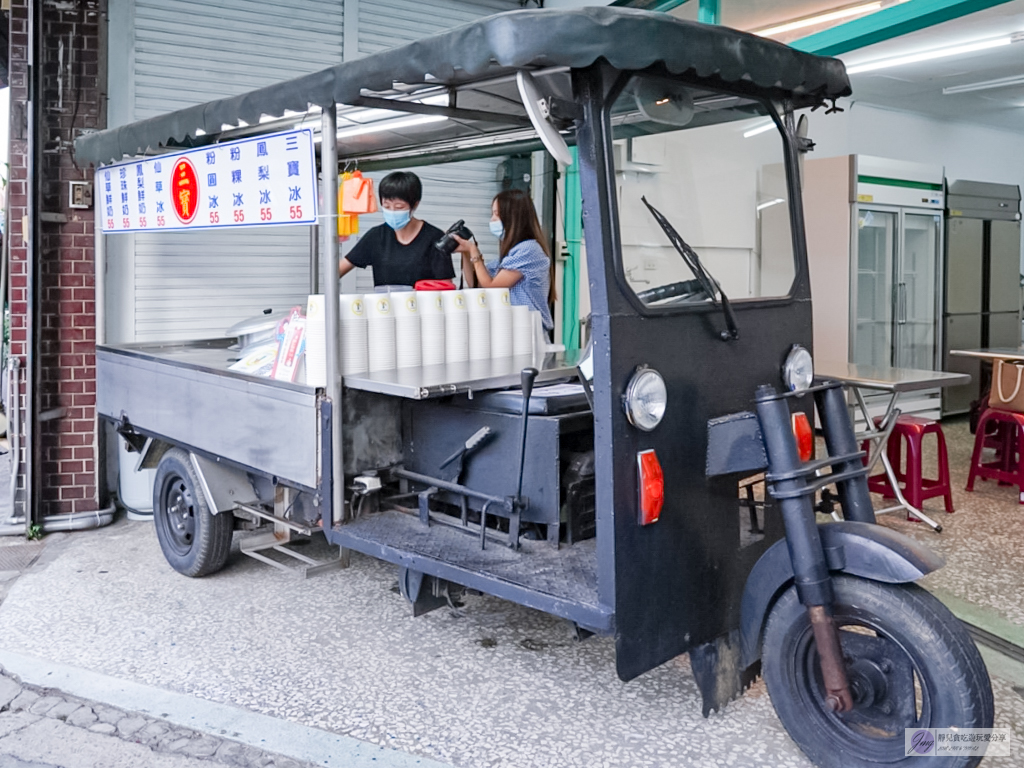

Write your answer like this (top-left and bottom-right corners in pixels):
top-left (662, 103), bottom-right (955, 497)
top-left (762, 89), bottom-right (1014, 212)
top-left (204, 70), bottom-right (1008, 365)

top-left (641, 196), bottom-right (739, 342)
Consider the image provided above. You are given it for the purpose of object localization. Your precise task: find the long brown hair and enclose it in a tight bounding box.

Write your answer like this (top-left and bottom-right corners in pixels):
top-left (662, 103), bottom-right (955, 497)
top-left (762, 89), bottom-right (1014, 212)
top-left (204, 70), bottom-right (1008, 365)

top-left (494, 189), bottom-right (557, 304)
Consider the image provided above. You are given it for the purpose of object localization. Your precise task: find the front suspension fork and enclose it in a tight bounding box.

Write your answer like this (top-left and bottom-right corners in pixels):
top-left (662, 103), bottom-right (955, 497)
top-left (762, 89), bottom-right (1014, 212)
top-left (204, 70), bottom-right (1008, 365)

top-left (755, 383), bottom-right (867, 712)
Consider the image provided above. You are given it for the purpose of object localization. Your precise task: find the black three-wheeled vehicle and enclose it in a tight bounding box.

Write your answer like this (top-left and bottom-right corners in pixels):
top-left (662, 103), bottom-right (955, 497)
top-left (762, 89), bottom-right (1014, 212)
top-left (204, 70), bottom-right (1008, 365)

top-left (79, 8), bottom-right (993, 767)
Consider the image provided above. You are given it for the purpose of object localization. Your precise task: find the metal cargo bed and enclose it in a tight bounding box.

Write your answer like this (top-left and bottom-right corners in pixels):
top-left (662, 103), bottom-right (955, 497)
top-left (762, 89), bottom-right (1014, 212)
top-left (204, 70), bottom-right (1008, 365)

top-left (97, 339), bottom-right (322, 489)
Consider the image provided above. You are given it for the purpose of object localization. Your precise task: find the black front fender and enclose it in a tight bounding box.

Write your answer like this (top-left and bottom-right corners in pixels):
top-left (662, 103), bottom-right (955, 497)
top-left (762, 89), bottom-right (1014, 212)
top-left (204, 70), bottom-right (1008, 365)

top-left (739, 521), bottom-right (945, 667)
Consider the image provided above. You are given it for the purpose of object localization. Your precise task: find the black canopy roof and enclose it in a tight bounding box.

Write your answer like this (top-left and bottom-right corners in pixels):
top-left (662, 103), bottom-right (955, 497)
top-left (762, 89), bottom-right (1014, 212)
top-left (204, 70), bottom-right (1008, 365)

top-left (75, 6), bottom-right (851, 166)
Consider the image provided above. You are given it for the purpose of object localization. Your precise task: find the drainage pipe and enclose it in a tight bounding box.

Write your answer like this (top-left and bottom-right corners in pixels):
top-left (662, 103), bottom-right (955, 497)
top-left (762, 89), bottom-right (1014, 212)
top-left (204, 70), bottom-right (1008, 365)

top-left (6, 357), bottom-right (19, 522)
top-left (25, 0), bottom-right (43, 528)
top-left (0, 504), bottom-right (116, 537)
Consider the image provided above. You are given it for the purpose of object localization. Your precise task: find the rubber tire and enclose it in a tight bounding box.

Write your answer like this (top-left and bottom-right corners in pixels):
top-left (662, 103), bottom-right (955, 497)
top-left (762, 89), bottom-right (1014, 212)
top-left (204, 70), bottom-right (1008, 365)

top-left (763, 575), bottom-right (993, 768)
top-left (153, 448), bottom-right (233, 577)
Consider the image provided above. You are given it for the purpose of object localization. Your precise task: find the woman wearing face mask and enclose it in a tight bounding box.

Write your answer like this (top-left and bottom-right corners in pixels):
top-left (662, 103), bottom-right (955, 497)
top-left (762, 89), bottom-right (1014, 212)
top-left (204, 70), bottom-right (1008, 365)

top-left (339, 171), bottom-right (455, 286)
top-left (453, 189), bottom-right (555, 331)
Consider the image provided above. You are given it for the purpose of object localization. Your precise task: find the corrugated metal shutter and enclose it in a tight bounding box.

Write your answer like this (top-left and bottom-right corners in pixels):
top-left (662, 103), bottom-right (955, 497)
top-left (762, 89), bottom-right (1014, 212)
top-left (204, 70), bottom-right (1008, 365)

top-left (344, 1), bottom-right (519, 292)
top-left (128, 0), bottom-right (344, 342)
top-left (340, 158), bottom-right (506, 293)
top-left (358, 0), bottom-right (518, 56)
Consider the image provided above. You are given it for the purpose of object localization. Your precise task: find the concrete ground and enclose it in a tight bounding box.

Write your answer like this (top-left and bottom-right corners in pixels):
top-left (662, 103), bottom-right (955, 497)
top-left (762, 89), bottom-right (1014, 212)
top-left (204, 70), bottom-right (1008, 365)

top-left (0, 419), bottom-right (1022, 767)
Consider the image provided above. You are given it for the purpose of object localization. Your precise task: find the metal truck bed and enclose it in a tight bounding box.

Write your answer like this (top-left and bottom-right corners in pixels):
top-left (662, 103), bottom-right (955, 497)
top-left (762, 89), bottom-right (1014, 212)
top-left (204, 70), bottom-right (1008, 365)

top-left (332, 509), bottom-right (613, 634)
top-left (97, 339), bottom-right (322, 489)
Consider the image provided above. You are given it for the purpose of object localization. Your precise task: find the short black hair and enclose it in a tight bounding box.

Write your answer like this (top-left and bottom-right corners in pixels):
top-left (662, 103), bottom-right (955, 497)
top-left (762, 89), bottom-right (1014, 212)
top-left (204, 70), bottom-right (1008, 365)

top-left (378, 171), bottom-right (422, 207)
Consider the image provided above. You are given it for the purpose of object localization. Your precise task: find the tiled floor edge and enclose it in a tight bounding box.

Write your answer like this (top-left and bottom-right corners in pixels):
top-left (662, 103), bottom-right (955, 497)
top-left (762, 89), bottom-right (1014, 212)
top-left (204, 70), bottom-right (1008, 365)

top-left (0, 649), bottom-right (453, 768)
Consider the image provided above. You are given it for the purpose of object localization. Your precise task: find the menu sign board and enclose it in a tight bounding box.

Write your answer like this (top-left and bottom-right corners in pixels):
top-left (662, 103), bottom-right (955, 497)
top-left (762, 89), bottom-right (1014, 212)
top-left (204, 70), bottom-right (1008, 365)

top-left (98, 128), bottom-right (318, 233)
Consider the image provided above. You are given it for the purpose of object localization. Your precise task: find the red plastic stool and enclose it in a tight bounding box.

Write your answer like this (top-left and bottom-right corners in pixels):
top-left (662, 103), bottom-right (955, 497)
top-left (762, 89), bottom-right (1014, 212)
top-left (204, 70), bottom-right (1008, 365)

top-left (966, 408), bottom-right (1024, 504)
top-left (864, 415), bottom-right (955, 516)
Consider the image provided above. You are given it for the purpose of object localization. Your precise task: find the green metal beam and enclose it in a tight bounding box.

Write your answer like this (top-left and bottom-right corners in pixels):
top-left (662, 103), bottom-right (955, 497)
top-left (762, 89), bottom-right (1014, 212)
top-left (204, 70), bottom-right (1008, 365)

top-left (562, 148), bottom-right (582, 352)
top-left (610, 0), bottom-right (690, 12)
top-left (698, 0), bottom-right (720, 25)
top-left (791, 0), bottom-right (1016, 56)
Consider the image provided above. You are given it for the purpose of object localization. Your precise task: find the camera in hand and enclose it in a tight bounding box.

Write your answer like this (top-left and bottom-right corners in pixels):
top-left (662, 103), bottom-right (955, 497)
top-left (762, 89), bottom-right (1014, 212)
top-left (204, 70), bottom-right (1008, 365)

top-left (435, 219), bottom-right (474, 257)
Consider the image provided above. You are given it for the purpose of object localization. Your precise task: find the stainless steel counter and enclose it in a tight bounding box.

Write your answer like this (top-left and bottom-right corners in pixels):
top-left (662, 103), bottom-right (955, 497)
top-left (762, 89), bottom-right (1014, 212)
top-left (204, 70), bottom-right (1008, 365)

top-left (100, 338), bottom-right (582, 400)
top-left (342, 350), bottom-right (583, 399)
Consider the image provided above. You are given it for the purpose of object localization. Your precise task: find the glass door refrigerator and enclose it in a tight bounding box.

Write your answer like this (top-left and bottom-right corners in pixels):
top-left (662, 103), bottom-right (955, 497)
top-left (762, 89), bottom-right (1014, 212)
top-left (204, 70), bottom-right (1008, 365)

top-left (850, 157), bottom-right (945, 420)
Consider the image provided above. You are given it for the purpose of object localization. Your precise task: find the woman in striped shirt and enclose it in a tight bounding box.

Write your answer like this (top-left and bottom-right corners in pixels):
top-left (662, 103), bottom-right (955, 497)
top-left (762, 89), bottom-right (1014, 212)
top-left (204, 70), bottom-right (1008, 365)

top-left (453, 189), bottom-right (555, 331)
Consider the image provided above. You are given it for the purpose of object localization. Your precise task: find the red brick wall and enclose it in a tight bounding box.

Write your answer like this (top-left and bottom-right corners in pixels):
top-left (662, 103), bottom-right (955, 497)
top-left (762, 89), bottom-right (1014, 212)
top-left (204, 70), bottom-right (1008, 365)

top-left (8, 0), bottom-right (105, 516)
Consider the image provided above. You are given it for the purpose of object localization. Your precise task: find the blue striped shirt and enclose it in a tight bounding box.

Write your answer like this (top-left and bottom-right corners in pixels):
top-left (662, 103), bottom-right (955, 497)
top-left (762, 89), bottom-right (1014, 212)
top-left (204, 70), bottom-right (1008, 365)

top-left (488, 239), bottom-right (553, 330)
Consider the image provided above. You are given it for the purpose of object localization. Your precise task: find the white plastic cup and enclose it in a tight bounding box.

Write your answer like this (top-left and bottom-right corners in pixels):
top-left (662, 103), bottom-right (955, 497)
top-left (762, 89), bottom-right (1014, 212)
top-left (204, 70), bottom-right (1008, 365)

top-left (464, 288), bottom-right (489, 312)
top-left (339, 293), bottom-right (366, 320)
top-left (339, 294), bottom-right (369, 374)
top-left (443, 291), bottom-right (469, 364)
top-left (468, 309), bottom-right (491, 361)
top-left (417, 290), bottom-right (446, 367)
top-left (488, 288), bottom-right (513, 359)
top-left (304, 295), bottom-right (327, 387)
top-left (512, 305), bottom-right (533, 356)
top-left (367, 294), bottom-right (397, 372)
top-left (391, 291), bottom-right (422, 369)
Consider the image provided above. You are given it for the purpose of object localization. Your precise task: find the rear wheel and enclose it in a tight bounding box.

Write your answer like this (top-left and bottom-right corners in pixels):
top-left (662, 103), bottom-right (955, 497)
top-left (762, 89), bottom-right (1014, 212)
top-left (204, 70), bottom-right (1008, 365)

top-left (153, 448), bottom-right (233, 577)
top-left (763, 575), bottom-right (993, 768)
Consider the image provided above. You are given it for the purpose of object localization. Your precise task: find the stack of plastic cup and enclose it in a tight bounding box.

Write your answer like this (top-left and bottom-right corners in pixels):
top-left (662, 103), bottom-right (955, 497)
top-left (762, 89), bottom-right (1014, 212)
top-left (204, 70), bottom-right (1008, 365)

top-left (391, 291), bottom-right (422, 369)
top-left (443, 291), bottom-right (469, 364)
top-left (512, 304), bottom-right (533, 356)
top-left (304, 294), bottom-right (327, 387)
top-left (418, 290), bottom-right (446, 367)
top-left (487, 287), bottom-right (513, 359)
top-left (464, 288), bottom-right (491, 361)
top-left (339, 294), bottom-right (369, 374)
top-left (367, 294), bottom-right (397, 372)
top-left (531, 310), bottom-right (547, 356)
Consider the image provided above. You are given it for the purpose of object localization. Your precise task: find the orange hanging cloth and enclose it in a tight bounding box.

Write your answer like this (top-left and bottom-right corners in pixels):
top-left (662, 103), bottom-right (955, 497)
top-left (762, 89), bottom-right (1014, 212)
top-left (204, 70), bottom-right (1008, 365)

top-left (341, 170), bottom-right (378, 214)
top-left (337, 172), bottom-right (360, 239)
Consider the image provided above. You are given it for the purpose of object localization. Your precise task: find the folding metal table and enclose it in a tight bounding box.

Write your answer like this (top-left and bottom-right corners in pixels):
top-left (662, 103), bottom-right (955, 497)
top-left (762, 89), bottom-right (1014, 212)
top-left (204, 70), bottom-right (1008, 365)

top-left (817, 361), bottom-right (971, 533)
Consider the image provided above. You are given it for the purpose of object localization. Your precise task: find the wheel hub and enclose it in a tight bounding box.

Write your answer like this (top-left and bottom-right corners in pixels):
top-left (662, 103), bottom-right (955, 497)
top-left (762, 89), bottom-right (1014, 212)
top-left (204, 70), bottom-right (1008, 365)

top-left (847, 658), bottom-right (889, 709)
top-left (162, 479), bottom-right (195, 554)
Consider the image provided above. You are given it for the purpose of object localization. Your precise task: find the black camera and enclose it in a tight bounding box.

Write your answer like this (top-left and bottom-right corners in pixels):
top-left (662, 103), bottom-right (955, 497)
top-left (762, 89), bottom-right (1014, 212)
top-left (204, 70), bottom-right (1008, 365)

top-left (435, 219), bottom-right (474, 257)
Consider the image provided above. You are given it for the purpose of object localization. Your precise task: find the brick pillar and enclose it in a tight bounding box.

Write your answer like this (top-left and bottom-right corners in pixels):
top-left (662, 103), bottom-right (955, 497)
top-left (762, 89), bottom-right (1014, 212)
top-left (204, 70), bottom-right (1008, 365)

top-left (7, 0), bottom-right (105, 518)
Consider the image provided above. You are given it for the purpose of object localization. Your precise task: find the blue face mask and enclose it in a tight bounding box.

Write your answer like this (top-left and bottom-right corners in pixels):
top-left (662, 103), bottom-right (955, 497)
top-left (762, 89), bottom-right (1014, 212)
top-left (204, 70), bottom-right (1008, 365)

top-left (383, 208), bottom-right (411, 231)
top-left (489, 220), bottom-right (504, 240)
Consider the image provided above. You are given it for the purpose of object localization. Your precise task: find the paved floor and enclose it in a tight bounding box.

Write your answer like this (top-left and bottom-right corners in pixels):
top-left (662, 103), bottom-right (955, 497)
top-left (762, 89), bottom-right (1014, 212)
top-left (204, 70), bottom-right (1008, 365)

top-left (0, 420), bottom-right (1022, 767)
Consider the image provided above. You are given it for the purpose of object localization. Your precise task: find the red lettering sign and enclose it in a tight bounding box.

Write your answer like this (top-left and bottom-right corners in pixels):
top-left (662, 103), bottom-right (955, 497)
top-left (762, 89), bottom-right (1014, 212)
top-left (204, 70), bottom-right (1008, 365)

top-left (171, 158), bottom-right (200, 224)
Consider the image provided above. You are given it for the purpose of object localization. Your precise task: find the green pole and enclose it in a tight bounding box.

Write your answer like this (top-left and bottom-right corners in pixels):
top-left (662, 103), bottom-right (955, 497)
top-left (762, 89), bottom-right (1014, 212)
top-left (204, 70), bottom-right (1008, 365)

top-left (698, 0), bottom-right (720, 24)
top-left (562, 147), bottom-right (582, 351)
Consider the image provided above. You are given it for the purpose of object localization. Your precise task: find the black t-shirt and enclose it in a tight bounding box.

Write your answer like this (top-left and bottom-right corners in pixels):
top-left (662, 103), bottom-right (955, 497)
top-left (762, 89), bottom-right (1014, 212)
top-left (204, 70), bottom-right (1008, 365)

top-left (345, 221), bottom-right (455, 287)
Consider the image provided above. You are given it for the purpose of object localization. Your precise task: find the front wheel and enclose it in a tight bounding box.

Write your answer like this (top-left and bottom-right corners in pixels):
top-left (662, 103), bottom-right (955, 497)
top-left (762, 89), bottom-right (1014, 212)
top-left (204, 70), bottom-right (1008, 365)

top-left (153, 448), bottom-right (234, 577)
top-left (763, 575), bottom-right (993, 768)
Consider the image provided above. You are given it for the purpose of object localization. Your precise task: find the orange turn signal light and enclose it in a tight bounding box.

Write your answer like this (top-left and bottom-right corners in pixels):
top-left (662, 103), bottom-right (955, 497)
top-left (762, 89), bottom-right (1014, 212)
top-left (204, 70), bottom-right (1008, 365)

top-left (638, 449), bottom-right (664, 525)
top-left (792, 412), bottom-right (813, 462)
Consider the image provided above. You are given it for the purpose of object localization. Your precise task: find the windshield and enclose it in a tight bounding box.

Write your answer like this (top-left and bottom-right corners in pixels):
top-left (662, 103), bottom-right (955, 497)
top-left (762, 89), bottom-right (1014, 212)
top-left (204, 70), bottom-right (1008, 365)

top-left (611, 75), bottom-right (797, 309)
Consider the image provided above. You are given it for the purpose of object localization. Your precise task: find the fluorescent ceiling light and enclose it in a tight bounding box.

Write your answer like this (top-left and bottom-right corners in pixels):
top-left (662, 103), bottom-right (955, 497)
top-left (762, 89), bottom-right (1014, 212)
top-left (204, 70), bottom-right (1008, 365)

top-left (845, 35), bottom-right (1015, 75)
top-left (754, 2), bottom-right (882, 38)
top-left (757, 198), bottom-right (786, 212)
top-left (743, 121), bottom-right (775, 138)
top-left (943, 73), bottom-right (1024, 95)
top-left (336, 114), bottom-right (447, 139)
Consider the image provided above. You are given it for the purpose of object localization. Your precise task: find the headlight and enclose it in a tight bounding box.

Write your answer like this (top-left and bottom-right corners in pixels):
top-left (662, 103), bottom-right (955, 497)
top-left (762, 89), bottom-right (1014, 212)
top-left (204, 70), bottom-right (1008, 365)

top-left (623, 366), bottom-right (667, 431)
top-left (783, 345), bottom-right (814, 392)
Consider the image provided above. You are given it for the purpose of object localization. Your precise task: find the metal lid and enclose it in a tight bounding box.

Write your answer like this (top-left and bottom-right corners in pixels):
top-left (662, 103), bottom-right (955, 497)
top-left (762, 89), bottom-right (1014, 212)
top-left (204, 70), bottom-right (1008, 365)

top-left (224, 310), bottom-right (289, 337)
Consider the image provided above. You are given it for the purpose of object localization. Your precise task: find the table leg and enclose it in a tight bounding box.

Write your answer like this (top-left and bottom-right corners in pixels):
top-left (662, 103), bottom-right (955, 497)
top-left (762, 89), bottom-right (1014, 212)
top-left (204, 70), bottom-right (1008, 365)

top-left (850, 387), bottom-right (942, 533)
top-left (873, 450), bottom-right (943, 532)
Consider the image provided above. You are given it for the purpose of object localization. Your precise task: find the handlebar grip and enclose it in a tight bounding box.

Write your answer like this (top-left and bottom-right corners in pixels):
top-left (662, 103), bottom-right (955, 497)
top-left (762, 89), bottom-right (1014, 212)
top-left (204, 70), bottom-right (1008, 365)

top-left (521, 367), bottom-right (539, 405)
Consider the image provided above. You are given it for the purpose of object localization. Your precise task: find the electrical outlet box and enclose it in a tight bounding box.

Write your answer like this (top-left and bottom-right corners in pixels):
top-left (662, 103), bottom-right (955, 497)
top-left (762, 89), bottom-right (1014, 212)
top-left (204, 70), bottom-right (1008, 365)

top-left (69, 181), bottom-right (93, 209)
